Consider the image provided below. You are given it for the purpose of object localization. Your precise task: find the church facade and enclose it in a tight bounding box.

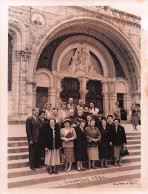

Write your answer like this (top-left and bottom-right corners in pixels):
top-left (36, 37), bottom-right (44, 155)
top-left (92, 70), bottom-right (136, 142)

top-left (8, 6), bottom-right (141, 121)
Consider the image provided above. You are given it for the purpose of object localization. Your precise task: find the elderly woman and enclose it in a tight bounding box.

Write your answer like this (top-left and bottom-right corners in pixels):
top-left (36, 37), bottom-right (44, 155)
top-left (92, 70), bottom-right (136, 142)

top-left (75, 120), bottom-right (88, 171)
top-left (99, 118), bottom-right (112, 168)
top-left (112, 118), bottom-right (127, 167)
top-left (44, 119), bottom-right (61, 175)
top-left (60, 119), bottom-right (77, 173)
top-left (85, 118), bottom-right (101, 169)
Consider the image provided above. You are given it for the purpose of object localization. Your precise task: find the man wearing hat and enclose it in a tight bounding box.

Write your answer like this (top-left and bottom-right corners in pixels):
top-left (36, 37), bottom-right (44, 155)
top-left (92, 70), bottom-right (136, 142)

top-left (26, 107), bottom-right (41, 170)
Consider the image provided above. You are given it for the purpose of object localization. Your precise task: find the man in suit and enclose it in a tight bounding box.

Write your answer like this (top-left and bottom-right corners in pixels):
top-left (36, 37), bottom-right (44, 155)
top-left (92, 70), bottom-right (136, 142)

top-left (26, 107), bottom-right (41, 170)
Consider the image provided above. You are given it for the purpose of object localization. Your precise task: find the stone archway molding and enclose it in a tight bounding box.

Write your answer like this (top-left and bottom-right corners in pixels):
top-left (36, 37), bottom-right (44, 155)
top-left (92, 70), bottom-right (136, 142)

top-left (35, 68), bottom-right (55, 88)
top-left (9, 16), bottom-right (30, 50)
top-left (115, 77), bottom-right (129, 93)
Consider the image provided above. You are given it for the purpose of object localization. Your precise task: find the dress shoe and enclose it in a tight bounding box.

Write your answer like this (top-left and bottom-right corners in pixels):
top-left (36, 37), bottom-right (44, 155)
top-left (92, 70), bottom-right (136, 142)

top-left (65, 169), bottom-right (71, 173)
top-left (81, 168), bottom-right (87, 171)
top-left (105, 165), bottom-right (108, 168)
top-left (63, 168), bottom-right (68, 172)
top-left (30, 167), bottom-right (36, 171)
top-left (92, 166), bottom-right (97, 169)
top-left (53, 171), bottom-right (58, 174)
top-left (36, 166), bottom-right (42, 169)
top-left (77, 169), bottom-right (83, 172)
top-left (48, 171), bottom-right (53, 175)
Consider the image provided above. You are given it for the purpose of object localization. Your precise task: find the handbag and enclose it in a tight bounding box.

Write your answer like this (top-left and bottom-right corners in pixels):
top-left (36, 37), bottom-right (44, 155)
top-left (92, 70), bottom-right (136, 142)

top-left (120, 144), bottom-right (129, 157)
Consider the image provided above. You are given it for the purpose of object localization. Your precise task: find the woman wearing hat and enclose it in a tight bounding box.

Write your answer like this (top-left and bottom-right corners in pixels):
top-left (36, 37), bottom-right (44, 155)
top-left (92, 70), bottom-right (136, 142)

top-left (60, 119), bottom-right (77, 173)
top-left (84, 118), bottom-right (101, 169)
top-left (75, 120), bottom-right (88, 171)
top-left (44, 119), bottom-right (61, 174)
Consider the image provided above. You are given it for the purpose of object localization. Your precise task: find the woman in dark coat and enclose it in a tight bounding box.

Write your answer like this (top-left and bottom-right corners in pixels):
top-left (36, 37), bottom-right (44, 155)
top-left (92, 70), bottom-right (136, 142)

top-left (99, 118), bottom-right (112, 168)
top-left (45, 119), bottom-right (62, 174)
top-left (112, 118), bottom-right (127, 167)
top-left (75, 120), bottom-right (88, 171)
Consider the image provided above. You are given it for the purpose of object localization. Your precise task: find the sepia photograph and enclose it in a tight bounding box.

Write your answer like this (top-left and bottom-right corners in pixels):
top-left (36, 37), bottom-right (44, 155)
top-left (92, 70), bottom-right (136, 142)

top-left (1, 0), bottom-right (148, 193)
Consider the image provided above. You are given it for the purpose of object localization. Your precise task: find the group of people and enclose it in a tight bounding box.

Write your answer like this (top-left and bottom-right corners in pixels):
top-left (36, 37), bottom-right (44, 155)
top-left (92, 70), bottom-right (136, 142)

top-left (26, 98), bottom-right (127, 175)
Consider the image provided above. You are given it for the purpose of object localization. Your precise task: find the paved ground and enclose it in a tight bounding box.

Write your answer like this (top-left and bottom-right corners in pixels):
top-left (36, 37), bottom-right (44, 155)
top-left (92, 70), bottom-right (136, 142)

top-left (8, 123), bottom-right (141, 137)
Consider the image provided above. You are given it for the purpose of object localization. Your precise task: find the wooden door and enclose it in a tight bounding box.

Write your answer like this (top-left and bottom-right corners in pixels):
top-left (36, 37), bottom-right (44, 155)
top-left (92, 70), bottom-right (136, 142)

top-left (36, 87), bottom-right (48, 110)
top-left (85, 80), bottom-right (103, 111)
top-left (60, 77), bottom-right (80, 105)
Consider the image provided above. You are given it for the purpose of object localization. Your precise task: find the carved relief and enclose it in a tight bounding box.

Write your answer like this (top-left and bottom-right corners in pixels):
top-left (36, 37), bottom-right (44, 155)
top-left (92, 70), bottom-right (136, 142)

top-left (65, 43), bottom-right (96, 75)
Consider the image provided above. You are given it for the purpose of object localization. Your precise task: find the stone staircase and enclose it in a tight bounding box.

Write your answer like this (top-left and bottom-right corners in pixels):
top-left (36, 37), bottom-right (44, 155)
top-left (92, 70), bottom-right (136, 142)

top-left (7, 131), bottom-right (141, 188)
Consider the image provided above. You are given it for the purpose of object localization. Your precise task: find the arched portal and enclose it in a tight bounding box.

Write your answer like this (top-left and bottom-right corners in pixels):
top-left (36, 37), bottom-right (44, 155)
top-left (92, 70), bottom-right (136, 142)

top-left (33, 17), bottom-right (140, 117)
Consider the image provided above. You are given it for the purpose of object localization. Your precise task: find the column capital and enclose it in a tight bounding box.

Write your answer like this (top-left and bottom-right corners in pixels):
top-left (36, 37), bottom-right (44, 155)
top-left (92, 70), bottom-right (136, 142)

top-left (15, 49), bottom-right (32, 62)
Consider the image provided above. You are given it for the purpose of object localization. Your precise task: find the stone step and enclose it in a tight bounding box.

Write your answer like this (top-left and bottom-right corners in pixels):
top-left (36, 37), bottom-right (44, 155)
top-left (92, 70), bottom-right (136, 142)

top-left (8, 137), bottom-right (27, 141)
top-left (87, 178), bottom-right (140, 188)
top-left (8, 159), bottom-right (140, 179)
top-left (7, 138), bottom-right (141, 148)
top-left (127, 145), bottom-right (141, 150)
top-left (8, 144), bottom-right (140, 154)
top-left (8, 142), bottom-right (28, 147)
top-left (8, 164), bottom-right (140, 188)
top-left (7, 132), bottom-right (141, 142)
top-left (7, 155), bottom-right (140, 169)
top-left (8, 147), bottom-right (28, 153)
top-left (8, 153), bottom-right (29, 161)
top-left (126, 136), bottom-right (141, 140)
top-left (127, 141), bottom-right (141, 145)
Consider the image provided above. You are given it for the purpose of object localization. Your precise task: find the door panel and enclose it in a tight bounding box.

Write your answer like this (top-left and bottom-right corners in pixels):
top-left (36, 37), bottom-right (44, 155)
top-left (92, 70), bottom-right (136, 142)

top-left (85, 80), bottom-right (103, 111)
top-left (60, 77), bottom-right (80, 104)
top-left (36, 87), bottom-right (48, 110)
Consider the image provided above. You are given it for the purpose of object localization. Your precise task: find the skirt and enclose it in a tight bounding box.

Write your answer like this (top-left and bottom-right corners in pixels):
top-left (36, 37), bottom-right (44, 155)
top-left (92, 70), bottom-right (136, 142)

top-left (114, 145), bottom-right (121, 158)
top-left (64, 147), bottom-right (75, 162)
top-left (45, 148), bottom-right (60, 166)
top-left (132, 115), bottom-right (139, 125)
top-left (87, 146), bottom-right (99, 160)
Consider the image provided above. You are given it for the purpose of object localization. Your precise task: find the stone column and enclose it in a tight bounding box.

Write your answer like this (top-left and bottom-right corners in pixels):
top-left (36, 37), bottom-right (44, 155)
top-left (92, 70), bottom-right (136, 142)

top-left (78, 76), bottom-right (89, 104)
top-left (20, 49), bottom-right (32, 118)
top-left (108, 81), bottom-right (117, 115)
top-left (26, 82), bottom-right (35, 117)
top-left (102, 81), bottom-right (109, 117)
top-left (124, 93), bottom-right (132, 120)
top-left (49, 88), bottom-right (57, 107)
top-left (12, 50), bottom-right (21, 118)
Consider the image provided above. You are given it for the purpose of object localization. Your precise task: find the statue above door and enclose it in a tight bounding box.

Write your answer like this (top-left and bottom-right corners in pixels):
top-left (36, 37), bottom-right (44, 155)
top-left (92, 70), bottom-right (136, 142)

top-left (65, 43), bottom-right (95, 74)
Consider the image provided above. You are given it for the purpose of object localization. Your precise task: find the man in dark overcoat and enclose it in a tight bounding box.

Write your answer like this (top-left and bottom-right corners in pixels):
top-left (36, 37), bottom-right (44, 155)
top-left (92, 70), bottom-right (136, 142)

top-left (26, 107), bottom-right (41, 170)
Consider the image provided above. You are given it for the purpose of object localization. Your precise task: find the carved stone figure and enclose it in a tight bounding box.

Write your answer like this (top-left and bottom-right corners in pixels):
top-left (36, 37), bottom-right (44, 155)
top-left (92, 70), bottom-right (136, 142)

top-left (66, 43), bottom-right (93, 73)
